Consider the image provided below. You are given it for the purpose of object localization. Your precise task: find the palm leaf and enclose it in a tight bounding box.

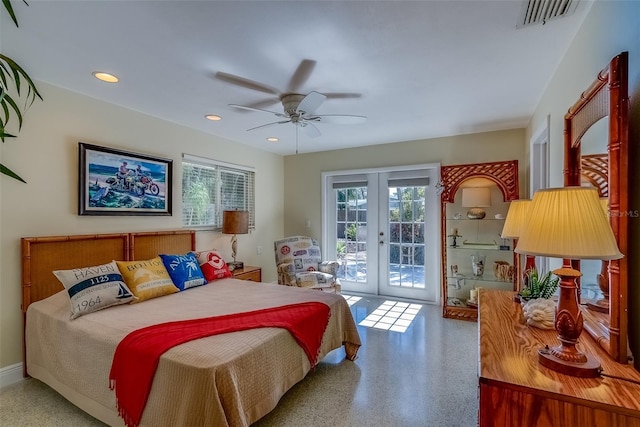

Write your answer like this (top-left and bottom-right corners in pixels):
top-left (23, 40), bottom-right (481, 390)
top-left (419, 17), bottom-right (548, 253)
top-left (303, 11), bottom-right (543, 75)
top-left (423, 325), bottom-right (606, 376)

top-left (1, 92), bottom-right (23, 129)
top-left (0, 163), bottom-right (26, 183)
top-left (1, 96), bottom-right (10, 126)
top-left (0, 54), bottom-right (42, 102)
top-left (1, 0), bottom-right (35, 182)
top-left (2, 0), bottom-right (20, 27)
top-left (0, 128), bottom-right (17, 140)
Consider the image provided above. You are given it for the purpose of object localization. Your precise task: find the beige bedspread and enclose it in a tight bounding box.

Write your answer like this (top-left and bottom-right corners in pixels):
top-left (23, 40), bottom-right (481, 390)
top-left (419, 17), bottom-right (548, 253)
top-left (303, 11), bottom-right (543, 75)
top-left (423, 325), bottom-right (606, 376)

top-left (26, 279), bottom-right (361, 427)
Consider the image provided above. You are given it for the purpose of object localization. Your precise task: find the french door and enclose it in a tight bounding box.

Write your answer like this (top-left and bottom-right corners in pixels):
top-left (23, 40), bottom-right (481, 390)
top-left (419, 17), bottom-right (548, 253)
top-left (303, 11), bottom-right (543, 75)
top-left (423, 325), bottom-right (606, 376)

top-left (322, 164), bottom-right (440, 302)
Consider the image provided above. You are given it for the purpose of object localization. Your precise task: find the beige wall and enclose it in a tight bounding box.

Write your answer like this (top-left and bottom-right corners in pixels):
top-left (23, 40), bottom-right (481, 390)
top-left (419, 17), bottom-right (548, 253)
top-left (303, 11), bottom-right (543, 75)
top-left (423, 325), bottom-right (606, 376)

top-left (283, 128), bottom-right (526, 241)
top-left (0, 83), bottom-right (284, 368)
top-left (526, 1), bottom-right (640, 368)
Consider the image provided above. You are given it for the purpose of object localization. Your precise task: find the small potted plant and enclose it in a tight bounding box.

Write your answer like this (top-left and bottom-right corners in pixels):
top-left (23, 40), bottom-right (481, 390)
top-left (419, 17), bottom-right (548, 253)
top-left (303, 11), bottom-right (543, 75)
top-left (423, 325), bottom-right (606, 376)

top-left (519, 269), bottom-right (559, 301)
top-left (519, 269), bottom-right (560, 329)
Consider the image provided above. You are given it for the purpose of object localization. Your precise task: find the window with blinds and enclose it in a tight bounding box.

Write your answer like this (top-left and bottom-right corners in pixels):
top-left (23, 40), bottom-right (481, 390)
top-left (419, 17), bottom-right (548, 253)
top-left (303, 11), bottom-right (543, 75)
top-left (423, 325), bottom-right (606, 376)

top-left (181, 154), bottom-right (255, 229)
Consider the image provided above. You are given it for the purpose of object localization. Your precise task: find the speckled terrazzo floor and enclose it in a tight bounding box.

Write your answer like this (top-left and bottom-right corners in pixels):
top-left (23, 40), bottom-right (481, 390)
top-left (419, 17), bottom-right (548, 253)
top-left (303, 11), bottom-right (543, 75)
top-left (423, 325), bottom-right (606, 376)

top-left (0, 295), bottom-right (478, 427)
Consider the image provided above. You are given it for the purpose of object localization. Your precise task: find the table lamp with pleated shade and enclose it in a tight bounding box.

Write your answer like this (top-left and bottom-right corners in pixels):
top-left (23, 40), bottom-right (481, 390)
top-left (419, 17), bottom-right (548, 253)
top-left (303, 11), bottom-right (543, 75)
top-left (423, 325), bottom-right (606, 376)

top-left (515, 187), bottom-right (622, 377)
top-left (500, 199), bottom-right (535, 291)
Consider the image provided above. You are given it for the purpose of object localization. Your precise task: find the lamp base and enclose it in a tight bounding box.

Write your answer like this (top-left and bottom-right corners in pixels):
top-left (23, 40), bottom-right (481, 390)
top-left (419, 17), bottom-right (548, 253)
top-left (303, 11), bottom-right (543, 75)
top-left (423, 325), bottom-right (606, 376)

top-left (535, 266), bottom-right (602, 378)
top-left (227, 261), bottom-right (244, 271)
top-left (538, 346), bottom-right (601, 378)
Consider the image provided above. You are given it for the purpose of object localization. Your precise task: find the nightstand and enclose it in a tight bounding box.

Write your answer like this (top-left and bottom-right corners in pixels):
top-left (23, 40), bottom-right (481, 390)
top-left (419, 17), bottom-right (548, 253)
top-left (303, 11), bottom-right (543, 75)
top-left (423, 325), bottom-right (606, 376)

top-left (232, 266), bottom-right (262, 282)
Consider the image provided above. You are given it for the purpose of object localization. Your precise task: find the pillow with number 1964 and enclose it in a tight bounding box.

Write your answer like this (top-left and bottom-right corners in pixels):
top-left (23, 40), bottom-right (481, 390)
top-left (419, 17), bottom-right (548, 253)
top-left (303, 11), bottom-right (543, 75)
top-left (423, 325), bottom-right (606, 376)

top-left (53, 261), bottom-right (136, 319)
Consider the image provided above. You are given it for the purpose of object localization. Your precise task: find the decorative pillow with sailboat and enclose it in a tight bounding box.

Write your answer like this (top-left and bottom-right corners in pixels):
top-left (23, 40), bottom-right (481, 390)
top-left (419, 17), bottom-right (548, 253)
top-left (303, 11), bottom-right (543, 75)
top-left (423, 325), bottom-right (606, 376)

top-left (116, 257), bottom-right (178, 302)
top-left (159, 252), bottom-right (207, 291)
top-left (54, 261), bottom-right (136, 319)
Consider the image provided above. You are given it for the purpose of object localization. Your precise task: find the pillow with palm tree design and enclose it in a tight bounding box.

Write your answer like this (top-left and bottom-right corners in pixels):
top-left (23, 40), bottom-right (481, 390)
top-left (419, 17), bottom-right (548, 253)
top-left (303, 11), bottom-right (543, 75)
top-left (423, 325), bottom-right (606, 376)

top-left (159, 252), bottom-right (206, 291)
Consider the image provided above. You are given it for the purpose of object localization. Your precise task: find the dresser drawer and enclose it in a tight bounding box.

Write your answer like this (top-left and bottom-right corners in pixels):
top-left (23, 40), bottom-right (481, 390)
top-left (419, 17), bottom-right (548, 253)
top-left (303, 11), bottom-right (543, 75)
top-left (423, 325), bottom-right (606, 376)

top-left (232, 267), bottom-right (261, 282)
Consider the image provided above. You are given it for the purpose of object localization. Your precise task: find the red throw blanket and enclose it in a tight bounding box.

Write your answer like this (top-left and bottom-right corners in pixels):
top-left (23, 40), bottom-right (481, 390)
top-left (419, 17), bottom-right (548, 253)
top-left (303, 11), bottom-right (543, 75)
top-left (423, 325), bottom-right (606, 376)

top-left (109, 302), bottom-right (331, 427)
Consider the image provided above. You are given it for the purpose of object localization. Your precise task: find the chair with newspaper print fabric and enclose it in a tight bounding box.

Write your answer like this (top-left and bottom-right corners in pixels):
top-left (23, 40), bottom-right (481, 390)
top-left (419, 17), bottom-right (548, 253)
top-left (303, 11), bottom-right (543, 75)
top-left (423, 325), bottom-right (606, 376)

top-left (274, 236), bottom-right (340, 292)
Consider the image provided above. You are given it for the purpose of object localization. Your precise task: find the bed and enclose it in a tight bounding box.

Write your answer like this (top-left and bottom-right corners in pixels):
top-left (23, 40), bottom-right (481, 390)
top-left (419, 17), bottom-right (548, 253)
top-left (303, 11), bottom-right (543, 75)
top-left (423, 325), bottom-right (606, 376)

top-left (21, 230), bottom-right (361, 427)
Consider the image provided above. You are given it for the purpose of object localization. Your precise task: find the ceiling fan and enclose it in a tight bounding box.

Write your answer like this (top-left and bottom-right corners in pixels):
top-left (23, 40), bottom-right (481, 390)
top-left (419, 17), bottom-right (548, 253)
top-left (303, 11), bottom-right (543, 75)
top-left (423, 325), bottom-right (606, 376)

top-left (216, 59), bottom-right (366, 138)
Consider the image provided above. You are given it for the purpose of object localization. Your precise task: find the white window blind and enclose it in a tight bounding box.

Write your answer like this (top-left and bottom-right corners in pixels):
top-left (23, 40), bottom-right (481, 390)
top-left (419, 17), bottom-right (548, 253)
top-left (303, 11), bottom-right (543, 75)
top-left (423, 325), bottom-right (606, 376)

top-left (181, 154), bottom-right (255, 229)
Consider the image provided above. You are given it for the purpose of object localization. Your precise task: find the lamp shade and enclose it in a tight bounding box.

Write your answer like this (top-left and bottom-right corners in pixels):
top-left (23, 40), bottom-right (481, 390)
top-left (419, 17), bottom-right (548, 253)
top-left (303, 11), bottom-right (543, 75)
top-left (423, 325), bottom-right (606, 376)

top-left (461, 187), bottom-right (491, 207)
top-left (515, 187), bottom-right (622, 260)
top-left (501, 199), bottom-right (531, 239)
top-left (222, 210), bottom-right (249, 235)
top-left (600, 197), bottom-right (609, 218)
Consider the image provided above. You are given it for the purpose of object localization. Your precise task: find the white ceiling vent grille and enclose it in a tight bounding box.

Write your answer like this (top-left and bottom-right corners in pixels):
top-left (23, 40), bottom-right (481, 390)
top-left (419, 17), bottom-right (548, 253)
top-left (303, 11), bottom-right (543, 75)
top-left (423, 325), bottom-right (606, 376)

top-left (517, 0), bottom-right (580, 28)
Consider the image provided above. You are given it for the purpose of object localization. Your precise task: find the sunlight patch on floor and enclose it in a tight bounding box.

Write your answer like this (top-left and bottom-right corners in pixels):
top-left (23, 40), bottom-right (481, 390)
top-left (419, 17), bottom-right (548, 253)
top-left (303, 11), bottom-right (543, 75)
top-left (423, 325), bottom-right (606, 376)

top-left (358, 300), bottom-right (422, 333)
top-left (342, 295), bottom-right (362, 306)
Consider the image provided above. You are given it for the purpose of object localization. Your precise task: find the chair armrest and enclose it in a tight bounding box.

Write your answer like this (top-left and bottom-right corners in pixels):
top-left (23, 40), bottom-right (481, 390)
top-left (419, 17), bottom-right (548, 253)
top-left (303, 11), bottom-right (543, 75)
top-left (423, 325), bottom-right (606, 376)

top-left (276, 262), bottom-right (296, 286)
top-left (319, 261), bottom-right (340, 277)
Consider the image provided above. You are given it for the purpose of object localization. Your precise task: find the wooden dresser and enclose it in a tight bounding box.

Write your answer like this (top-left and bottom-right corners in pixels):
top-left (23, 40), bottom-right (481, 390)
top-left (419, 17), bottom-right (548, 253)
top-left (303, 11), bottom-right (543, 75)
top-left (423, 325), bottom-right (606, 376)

top-left (231, 266), bottom-right (261, 282)
top-left (478, 289), bottom-right (640, 427)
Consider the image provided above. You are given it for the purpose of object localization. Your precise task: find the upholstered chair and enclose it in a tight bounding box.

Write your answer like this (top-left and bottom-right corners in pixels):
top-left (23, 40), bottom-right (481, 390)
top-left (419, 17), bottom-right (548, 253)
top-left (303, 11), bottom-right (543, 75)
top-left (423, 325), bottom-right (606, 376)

top-left (274, 236), bottom-right (341, 292)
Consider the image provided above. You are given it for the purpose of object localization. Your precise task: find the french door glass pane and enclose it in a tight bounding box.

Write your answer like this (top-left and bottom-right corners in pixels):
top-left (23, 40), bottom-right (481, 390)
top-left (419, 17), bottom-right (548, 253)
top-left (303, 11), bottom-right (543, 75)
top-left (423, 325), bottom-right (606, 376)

top-left (335, 186), bottom-right (368, 284)
top-left (388, 186), bottom-right (426, 289)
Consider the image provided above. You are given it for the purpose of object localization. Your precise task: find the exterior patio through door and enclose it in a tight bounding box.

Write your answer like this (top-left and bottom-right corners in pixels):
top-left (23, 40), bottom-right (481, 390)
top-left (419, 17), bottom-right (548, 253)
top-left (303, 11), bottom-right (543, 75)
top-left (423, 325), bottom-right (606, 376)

top-left (322, 165), bottom-right (440, 302)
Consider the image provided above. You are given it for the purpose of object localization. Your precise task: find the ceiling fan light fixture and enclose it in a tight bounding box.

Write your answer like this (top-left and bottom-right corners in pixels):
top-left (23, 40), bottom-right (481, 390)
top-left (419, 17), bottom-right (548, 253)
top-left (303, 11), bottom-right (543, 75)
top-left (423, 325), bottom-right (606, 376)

top-left (205, 114), bottom-right (222, 121)
top-left (92, 71), bottom-right (119, 83)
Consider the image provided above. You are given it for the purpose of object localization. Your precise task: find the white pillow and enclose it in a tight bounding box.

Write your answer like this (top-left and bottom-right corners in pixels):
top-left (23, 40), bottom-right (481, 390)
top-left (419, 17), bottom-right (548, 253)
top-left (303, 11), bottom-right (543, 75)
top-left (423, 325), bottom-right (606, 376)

top-left (54, 261), bottom-right (136, 319)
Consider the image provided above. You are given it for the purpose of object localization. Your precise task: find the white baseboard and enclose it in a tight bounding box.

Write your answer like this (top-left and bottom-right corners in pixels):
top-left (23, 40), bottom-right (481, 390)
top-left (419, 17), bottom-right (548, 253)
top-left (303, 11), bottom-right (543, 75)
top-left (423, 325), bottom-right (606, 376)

top-left (0, 363), bottom-right (24, 389)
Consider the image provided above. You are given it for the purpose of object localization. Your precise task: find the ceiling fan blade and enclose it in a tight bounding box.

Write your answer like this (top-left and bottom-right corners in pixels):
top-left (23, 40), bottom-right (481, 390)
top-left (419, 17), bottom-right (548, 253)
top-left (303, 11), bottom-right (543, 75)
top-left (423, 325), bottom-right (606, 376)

top-left (244, 98), bottom-right (281, 110)
top-left (301, 122), bottom-right (321, 138)
top-left (246, 120), bottom-right (290, 132)
top-left (215, 71), bottom-right (280, 95)
top-left (229, 104), bottom-right (287, 118)
top-left (323, 92), bottom-right (363, 99)
top-left (287, 59), bottom-right (316, 92)
top-left (297, 91), bottom-right (327, 115)
top-left (314, 114), bottom-right (367, 125)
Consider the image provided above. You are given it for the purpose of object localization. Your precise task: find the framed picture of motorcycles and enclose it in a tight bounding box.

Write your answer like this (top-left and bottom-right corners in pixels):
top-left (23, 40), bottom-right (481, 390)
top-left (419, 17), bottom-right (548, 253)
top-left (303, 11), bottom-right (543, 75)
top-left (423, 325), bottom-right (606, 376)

top-left (78, 142), bottom-right (172, 216)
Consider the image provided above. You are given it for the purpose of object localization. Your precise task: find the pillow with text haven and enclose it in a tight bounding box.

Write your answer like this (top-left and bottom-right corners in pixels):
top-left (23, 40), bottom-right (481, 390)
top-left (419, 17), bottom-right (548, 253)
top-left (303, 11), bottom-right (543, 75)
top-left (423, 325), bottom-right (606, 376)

top-left (116, 256), bottom-right (178, 302)
top-left (194, 249), bottom-right (232, 282)
top-left (159, 252), bottom-right (206, 291)
top-left (53, 261), bottom-right (136, 319)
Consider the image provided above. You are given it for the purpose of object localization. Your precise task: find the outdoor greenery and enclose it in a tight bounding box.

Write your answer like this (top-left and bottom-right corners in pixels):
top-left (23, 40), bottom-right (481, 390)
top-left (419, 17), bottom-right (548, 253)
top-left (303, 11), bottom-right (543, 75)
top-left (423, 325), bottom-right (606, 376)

top-left (389, 186), bottom-right (425, 222)
top-left (519, 269), bottom-right (560, 301)
top-left (389, 186), bottom-right (425, 244)
top-left (345, 223), bottom-right (357, 240)
top-left (182, 163), bottom-right (216, 226)
top-left (1, 0), bottom-right (43, 183)
top-left (336, 240), bottom-right (346, 258)
top-left (335, 185), bottom-right (427, 266)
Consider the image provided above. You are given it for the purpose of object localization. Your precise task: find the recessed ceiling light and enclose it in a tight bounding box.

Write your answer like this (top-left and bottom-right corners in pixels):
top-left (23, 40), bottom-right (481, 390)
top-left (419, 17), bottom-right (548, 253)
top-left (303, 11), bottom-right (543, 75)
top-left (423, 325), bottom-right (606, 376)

top-left (92, 72), bottom-right (119, 83)
top-left (266, 137), bottom-right (279, 142)
top-left (205, 115), bottom-right (222, 121)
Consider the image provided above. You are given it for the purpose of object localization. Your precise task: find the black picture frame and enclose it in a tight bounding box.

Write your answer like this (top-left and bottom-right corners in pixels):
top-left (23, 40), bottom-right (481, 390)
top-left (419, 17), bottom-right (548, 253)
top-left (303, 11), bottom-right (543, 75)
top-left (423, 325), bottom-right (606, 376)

top-left (78, 142), bottom-right (172, 216)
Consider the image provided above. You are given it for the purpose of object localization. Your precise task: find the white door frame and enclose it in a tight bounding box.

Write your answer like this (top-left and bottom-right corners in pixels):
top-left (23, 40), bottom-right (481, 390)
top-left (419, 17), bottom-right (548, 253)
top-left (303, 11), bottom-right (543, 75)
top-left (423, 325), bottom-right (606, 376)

top-left (321, 163), bottom-right (441, 302)
top-left (530, 115), bottom-right (550, 273)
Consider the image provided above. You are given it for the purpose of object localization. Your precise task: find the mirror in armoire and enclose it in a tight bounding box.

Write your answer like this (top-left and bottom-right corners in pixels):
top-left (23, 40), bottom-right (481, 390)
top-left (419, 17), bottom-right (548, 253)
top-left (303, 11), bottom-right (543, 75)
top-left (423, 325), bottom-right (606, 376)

top-left (578, 118), bottom-right (608, 314)
top-left (564, 51), bottom-right (630, 364)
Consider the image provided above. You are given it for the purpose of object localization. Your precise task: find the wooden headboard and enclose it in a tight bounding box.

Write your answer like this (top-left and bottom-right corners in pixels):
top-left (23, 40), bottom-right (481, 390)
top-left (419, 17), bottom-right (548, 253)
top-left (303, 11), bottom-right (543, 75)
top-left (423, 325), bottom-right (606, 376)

top-left (21, 229), bottom-right (195, 313)
top-left (129, 229), bottom-right (196, 260)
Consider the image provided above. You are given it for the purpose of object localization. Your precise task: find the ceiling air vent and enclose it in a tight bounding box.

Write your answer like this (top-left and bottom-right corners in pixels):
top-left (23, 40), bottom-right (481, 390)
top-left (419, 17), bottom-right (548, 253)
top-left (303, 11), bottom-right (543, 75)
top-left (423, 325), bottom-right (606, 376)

top-left (517, 0), bottom-right (579, 28)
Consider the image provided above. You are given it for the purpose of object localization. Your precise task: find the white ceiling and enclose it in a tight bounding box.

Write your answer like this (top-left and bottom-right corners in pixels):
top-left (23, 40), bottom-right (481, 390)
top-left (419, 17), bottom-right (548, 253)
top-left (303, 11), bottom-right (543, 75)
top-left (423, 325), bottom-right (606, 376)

top-left (2, 0), bottom-right (591, 155)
